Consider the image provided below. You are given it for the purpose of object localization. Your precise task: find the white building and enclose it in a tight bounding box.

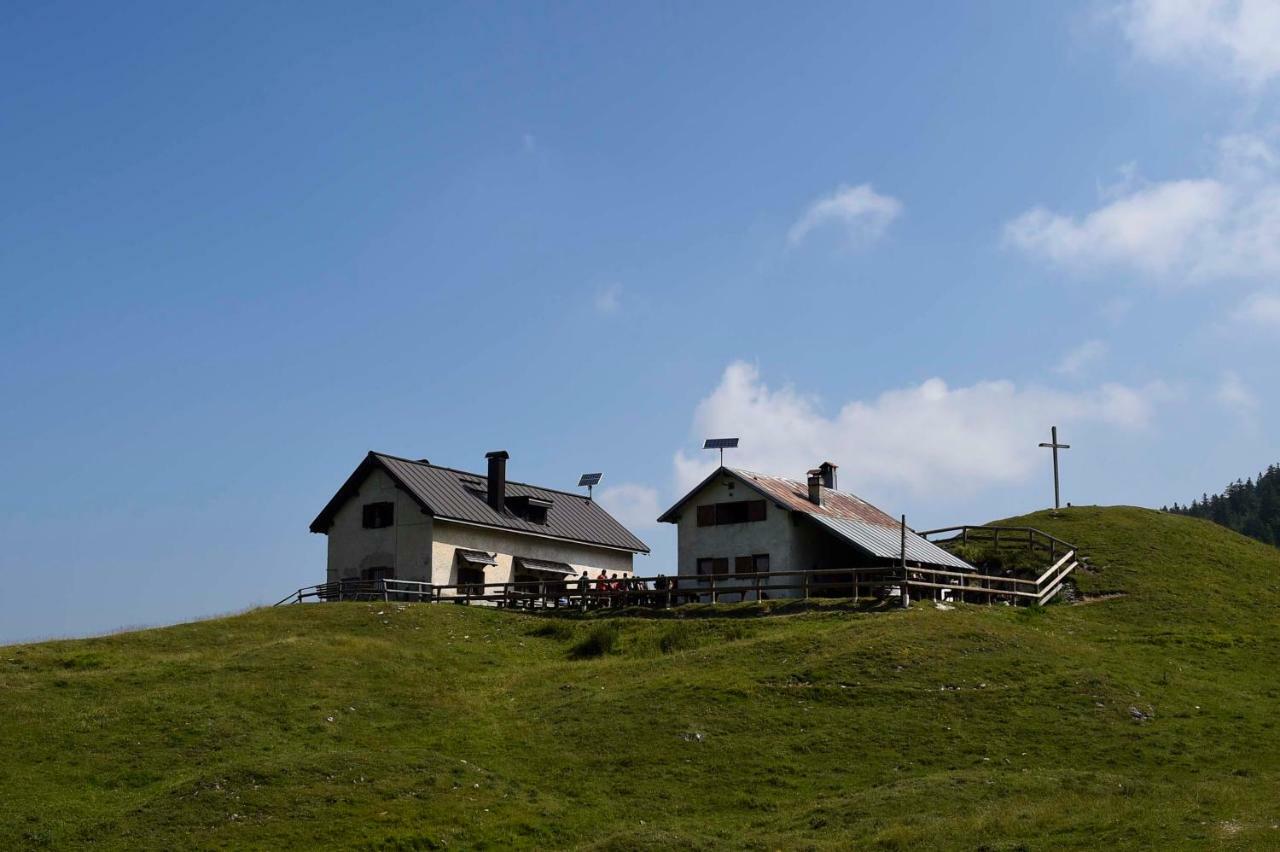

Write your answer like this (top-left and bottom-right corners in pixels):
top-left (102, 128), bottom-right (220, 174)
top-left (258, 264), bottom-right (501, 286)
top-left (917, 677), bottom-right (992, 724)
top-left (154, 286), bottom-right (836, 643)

top-left (657, 462), bottom-right (970, 599)
top-left (310, 450), bottom-right (649, 593)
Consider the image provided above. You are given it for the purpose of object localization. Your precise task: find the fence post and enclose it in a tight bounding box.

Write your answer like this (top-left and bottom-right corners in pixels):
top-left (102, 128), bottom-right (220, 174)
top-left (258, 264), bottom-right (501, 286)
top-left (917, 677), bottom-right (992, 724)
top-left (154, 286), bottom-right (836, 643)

top-left (900, 515), bottom-right (910, 609)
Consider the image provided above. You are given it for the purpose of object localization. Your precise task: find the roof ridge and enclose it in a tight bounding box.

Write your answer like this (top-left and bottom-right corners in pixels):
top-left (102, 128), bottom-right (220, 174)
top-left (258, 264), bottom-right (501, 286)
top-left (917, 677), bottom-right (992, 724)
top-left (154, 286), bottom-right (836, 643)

top-left (729, 466), bottom-right (874, 505)
top-left (371, 451), bottom-right (594, 503)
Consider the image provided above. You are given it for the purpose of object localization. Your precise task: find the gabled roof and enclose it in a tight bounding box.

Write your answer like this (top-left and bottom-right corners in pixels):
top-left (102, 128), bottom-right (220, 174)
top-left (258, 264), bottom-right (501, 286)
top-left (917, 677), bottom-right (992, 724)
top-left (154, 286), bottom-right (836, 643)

top-left (310, 452), bottom-right (649, 554)
top-left (657, 466), bottom-right (969, 570)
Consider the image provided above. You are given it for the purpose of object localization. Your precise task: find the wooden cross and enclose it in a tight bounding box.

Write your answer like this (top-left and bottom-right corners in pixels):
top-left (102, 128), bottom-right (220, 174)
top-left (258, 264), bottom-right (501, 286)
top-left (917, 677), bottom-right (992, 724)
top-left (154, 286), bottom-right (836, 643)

top-left (1038, 426), bottom-right (1070, 512)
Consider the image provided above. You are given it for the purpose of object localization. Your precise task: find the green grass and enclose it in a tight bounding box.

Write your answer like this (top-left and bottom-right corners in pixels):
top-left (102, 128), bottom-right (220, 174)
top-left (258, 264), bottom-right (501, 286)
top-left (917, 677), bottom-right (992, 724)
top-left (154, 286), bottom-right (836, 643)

top-left (4, 506), bottom-right (1280, 849)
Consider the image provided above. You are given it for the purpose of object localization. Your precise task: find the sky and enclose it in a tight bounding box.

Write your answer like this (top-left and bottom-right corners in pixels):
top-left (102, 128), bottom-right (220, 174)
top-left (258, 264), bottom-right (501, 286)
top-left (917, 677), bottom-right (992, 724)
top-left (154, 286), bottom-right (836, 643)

top-left (3, 0), bottom-right (1279, 644)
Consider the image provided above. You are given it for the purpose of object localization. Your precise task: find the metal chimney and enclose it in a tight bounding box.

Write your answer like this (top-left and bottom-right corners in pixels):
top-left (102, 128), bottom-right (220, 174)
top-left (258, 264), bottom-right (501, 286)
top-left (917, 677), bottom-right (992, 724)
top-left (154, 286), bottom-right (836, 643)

top-left (818, 461), bottom-right (838, 490)
top-left (485, 451), bottom-right (509, 511)
top-left (807, 469), bottom-right (823, 506)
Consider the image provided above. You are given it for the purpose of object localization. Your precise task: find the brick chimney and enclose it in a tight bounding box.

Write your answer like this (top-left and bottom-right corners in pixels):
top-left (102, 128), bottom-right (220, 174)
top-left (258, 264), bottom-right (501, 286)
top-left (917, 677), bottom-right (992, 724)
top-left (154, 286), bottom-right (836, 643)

top-left (485, 451), bottom-right (509, 511)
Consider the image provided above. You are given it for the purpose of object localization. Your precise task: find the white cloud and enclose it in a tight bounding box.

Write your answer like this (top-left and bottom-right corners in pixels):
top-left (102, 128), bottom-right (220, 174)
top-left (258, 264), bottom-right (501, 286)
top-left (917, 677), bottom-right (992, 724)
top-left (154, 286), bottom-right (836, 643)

top-left (1054, 340), bottom-right (1109, 376)
top-left (1228, 290), bottom-right (1280, 329)
top-left (596, 483), bottom-right (660, 531)
top-left (787, 183), bottom-right (903, 248)
top-left (673, 362), bottom-right (1170, 497)
top-left (1004, 134), bottom-right (1280, 283)
top-left (1216, 371), bottom-right (1259, 421)
top-left (593, 283), bottom-right (622, 315)
top-left (1121, 0), bottom-right (1280, 86)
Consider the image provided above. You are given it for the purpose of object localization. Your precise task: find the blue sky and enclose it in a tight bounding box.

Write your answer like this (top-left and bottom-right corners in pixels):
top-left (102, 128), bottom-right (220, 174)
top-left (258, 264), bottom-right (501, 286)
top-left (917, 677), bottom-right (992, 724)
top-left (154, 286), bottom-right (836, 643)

top-left (3, 1), bottom-right (1279, 643)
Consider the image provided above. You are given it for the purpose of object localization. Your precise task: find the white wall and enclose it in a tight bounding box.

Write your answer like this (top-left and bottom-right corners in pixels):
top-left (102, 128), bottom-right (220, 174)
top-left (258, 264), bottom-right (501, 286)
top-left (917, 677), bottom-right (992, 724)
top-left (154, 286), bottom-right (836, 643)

top-left (324, 467), bottom-right (434, 583)
top-left (671, 476), bottom-right (798, 599)
top-left (430, 520), bottom-right (633, 593)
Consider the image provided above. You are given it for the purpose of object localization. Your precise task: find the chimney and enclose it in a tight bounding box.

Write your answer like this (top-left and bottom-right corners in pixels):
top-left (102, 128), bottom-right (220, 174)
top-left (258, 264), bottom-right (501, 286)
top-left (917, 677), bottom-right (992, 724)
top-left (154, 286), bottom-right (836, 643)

top-left (819, 461), bottom-right (838, 490)
top-left (807, 469), bottom-right (823, 506)
top-left (485, 450), bottom-right (509, 511)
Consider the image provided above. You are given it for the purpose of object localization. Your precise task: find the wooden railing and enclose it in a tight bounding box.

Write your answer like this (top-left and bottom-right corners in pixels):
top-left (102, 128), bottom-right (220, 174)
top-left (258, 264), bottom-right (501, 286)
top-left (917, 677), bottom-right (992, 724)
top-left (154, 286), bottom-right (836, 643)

top-left (918, 524), bottom-right (1079, 563)
top-left (276, 555), bottom-right (1079, 610)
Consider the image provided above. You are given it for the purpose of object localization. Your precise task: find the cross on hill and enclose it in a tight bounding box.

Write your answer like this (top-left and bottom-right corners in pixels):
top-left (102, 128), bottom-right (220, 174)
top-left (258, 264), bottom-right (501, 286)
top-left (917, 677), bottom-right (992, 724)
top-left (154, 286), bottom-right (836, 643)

top-left (1039, 426), bottom-right (1070, 512)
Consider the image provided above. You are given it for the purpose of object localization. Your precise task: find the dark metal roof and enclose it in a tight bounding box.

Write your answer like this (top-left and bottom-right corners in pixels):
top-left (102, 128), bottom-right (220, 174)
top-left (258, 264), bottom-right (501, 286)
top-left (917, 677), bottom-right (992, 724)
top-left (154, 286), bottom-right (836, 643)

top-left (657, 466), bottom-right (971, 570)
top-left (515, 557), bottom-right (576, 576)
top-left (310, 452), bottom-right (650, 554)
top-left (456, 549), bottom-right (498, 566)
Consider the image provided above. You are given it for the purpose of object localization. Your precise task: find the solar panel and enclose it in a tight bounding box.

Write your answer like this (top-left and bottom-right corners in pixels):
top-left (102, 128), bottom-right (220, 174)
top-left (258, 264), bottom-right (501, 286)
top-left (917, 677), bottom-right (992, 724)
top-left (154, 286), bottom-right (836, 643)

top-left (703, 438), bottom-right (740, 450)
top-left (578, 473), bottom-right (603, 487)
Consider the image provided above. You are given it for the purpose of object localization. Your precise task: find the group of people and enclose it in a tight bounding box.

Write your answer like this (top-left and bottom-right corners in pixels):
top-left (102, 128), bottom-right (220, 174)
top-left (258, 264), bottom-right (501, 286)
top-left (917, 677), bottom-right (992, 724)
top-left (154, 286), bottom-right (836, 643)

top-left (575, 570), bottom-right (685, 608)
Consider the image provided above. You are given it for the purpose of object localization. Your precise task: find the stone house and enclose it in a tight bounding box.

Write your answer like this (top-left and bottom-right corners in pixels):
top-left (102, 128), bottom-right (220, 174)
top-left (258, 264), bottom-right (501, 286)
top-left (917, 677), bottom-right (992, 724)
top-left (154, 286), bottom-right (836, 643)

top-left (310, 451), bottom-right (649, 593)
top-left (657, 462), bottom-right (969, 599)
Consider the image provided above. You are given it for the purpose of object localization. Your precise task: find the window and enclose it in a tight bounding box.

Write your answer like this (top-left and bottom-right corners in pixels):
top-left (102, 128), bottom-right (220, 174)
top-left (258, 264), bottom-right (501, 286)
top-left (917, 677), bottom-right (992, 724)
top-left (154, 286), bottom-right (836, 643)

top-left (696, 557), bottom-right (729, 576)
top-left (753, 554), bottom-right (770, 573)
top-left (505, 495), bottom-right (552, 524)
top-left (695, 499), bottom-right (766, 527)
top-left (734, 556), bottom-right (754, 576)
top-left (362, 502), bottom-right (394, 529)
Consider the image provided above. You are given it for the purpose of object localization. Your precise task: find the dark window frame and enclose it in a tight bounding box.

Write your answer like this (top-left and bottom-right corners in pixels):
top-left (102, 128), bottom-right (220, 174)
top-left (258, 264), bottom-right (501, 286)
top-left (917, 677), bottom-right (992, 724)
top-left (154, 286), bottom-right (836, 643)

top-left (362, 501), bottom-right (395, 529)
top-left (695, 499), bottom-right (767, 527)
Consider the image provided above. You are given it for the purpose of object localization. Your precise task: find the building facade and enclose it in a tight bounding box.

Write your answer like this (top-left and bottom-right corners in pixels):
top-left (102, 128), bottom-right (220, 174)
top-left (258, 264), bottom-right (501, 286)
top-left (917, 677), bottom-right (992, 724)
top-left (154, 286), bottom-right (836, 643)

top-left (657, 462), bottom-right (970, 599)
top-left (311, 451), bottom-right (647, 594)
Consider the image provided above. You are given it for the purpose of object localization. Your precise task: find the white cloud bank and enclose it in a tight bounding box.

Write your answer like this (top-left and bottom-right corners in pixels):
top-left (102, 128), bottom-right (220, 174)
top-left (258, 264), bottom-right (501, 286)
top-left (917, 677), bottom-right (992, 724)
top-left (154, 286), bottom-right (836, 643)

top-left (673, 362), bottom-right (1170, 497)
top-left (596, 483), bottom-right (660, 531)
top-left (1121, 0), bottom-right (1280, 86)
top-left (787, 183), bottom-right (903, 248)
top-left (1004, 134), bottom-right (1280, 283)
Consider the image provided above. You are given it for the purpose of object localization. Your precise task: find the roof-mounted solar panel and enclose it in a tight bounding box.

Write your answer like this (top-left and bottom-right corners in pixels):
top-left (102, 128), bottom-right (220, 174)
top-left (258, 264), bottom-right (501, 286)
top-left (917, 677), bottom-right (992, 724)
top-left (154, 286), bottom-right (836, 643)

top-left (703, 438), bottom-right (739, 450)
top-left (578, 473), bottom-right (603, 487)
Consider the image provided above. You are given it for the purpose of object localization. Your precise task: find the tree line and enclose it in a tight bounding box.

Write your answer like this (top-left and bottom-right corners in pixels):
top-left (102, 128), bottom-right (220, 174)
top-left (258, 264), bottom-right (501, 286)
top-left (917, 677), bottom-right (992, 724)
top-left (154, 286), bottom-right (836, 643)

top-left (1164, 463), bottom-right (1280, 548)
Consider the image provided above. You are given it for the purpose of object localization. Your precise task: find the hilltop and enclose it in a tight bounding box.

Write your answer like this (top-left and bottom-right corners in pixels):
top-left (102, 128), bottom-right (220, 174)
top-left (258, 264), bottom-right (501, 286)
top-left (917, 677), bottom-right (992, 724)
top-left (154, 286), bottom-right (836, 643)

top-left (3, 507), bottom-right (1280, 850)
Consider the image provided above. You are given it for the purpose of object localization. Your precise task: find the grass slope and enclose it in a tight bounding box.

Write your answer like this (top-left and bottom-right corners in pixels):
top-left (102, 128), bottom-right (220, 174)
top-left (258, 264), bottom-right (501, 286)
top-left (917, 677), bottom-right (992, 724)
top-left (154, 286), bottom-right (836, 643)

top-left (4, 507), bottom-right (1280, 850)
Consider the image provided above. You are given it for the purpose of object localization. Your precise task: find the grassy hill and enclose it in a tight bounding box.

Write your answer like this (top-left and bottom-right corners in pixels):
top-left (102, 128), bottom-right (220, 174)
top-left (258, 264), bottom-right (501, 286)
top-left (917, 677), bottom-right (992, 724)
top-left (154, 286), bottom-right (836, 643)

top-left (4, 507), bottom-right (1280, 850)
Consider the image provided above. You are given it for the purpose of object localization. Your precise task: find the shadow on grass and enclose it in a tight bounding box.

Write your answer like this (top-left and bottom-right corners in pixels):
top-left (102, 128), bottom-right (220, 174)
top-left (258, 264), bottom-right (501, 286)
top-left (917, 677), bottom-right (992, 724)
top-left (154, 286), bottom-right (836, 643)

top-left (527, 596), bottom-right (901, 622)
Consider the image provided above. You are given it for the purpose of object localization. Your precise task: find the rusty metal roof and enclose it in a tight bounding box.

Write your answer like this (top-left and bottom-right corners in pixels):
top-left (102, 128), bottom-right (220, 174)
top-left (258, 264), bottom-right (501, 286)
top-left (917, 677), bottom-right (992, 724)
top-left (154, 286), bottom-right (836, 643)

top-left (729, 469), bottom-right (900, 525)
top-left (657, 466), bottom-right (970, 570)
top-left (310, 452), bottom-right (650, 554)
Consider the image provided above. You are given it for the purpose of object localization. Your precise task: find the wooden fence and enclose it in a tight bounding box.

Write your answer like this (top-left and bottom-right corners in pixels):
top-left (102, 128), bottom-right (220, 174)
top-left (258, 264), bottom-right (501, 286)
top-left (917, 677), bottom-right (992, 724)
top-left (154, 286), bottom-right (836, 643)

top-left (918, 524), bottom-right (1078, 562)
top-left (276, 551), bottom-right (1078, 610)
